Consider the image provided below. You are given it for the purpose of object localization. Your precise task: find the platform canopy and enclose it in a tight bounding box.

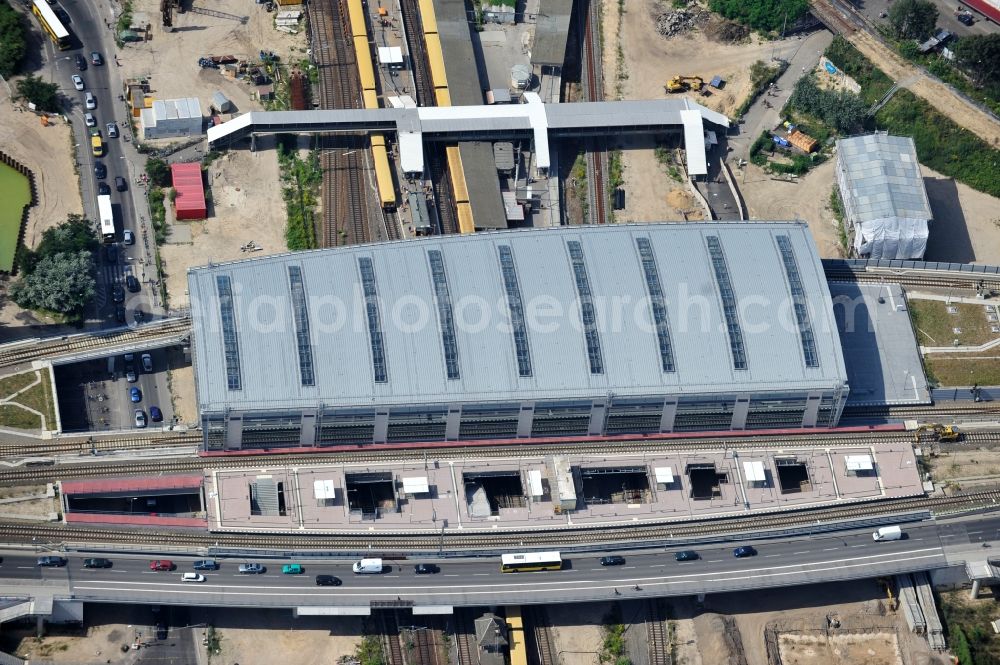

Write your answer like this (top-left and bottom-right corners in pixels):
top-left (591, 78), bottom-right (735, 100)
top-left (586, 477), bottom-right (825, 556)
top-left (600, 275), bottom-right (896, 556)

top-left (845, 455), bottom-right (874, 471)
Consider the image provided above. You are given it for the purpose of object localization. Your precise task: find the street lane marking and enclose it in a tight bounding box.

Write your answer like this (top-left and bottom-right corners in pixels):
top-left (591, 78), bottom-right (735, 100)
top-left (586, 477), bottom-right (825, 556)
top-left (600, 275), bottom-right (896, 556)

top-left (793, 551), bottom-right (809, 555)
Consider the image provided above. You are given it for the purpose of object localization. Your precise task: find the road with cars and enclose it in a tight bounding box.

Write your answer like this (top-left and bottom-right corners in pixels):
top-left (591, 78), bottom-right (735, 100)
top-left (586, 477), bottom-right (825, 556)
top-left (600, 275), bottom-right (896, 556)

top-left (0, 521), bottom-right (958, 608)
top-left (49, 0), bottom-right (152, 327)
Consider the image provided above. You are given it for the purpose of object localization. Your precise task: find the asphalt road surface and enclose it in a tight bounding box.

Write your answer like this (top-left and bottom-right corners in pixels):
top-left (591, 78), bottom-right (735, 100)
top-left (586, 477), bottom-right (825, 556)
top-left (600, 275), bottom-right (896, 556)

top-left (1, 521), bottom-right (957, 607)
top-left (49, 0), bottom-right (151, 327)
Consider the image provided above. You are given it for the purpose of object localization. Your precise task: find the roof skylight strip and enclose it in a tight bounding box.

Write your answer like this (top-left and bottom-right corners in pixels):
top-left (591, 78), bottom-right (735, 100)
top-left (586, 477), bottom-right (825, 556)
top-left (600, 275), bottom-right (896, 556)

top-left (635, 237), bottom-right (676, 372)
top-left (775, 235), bottom-right (820, 368)
top-left (427, 250), bottom-right (461, 380)
top-left (358, 257), bottom-right (388, 383)
top-left (215, 274), bottom-right (242, 391)
top-left (287, 265), bottom-right (316, 386)
top-left (497, 245), bottom-right (533, 378)
top-left (566, 240), bottom-right (604, 375)
top-left (705, 236), bottom-right (748, 370)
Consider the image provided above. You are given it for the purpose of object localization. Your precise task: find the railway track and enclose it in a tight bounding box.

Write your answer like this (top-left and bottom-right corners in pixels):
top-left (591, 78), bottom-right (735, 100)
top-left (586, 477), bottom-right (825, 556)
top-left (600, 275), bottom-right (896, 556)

top-left (0, 317), bottom-right (191, 369)
top-left (454, 609), bottom-right (478, 665)
top-left (381, 610), bottom-right (405, 665)
top-left (3, 489), bottom-right (999, 550)
top-left (646, 600), bottom-right (671, 665)
top-left (525, 606), bottom-right (557, 665)
top-left (581, 0), bottom-right (607, 225)
top-left (823, 263), bottom-right (1000, 291)
top-left (0, 432), bottom-right (200, 458)
top-left (809, 0), bottom-right (859, 35)
top-left (308, 0), bottom-right (371, 246)
top-left (405, 620), bottom-right (443, 665)
top-left (0, 430), bottom-right (941, 483)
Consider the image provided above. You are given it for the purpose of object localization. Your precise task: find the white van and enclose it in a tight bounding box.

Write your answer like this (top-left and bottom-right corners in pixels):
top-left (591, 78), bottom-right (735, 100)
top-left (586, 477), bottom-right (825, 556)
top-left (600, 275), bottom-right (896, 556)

top-left (181, 572), bottom-right (205, 582)
top-left (873, 526), bottom-right (903, 542)
top-left (352, 558), bottom-right (383, 574)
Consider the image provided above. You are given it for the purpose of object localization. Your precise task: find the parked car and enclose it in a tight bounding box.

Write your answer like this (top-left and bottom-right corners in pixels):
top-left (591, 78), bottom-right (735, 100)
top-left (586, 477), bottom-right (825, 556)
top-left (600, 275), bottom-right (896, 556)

top-left (673, 550), bottom-right (699, 562)
top-left (315, 575), bottom-right (342, 586)
top-left (238, 563), bottom-right (265, 574)
top-left (84, 92), bottom-right (96, 109)
top-left (599, 556), bottom-right (626, 566)
top-left (958, 12), bottom-right (974, 25)
top-left (90, 51), bottom-right (103, 65)
top-left (98, 182), bottom-right (111, 196)
top-left (83, 558), bottom-right (112, 568)
top-left (414, 563), bottom-right (440, 574)
top-left (125, 365), bottom-right (137, 382)
top-left (74, 55), bottom-right (86, 71)
top-left (71, 74), bottom-right (84, 90)
top-left (104, 244), bottom-right (118, 264)
top-left (181, 573), bottom-right (205, 583)
top-left (134, 409), bottom-right (147, 428)
top-left (141, 353), bottom-right (152, 372)
top-left (37, 556), bottom-right (67, 567)
top-left (733, 546), bottom-right (757, 558)
top-left (123, 229), bottom-right (134, 245)
top-left (115, 176), bottom-right (128, 192)
top-left (281, 564), bottom-right (304, 575)
top-left (155, 623), bottom-right (167, 640)
top-left (129, 387), bottom-right (142, 403)
top-left (134, 310), bottom-right (145, 324)
top-left (126, 275), bottom-right (140, 293)
top-left (111, 284), bottom-right (124, 303)
top-left (149, 560), bottom-right (174, 571)
top-left (93, 160), bottom-right (106, 178)
top-left (107, 122), bottom-right (119, 138)
top-left (115, 306), bottom-right (127, 324)
top-left (192, 560), bottom-right (219, 571)
top-left (84, 112), bottom-right (95, 127)
top-left (150, 406), bottom-right (163, 422)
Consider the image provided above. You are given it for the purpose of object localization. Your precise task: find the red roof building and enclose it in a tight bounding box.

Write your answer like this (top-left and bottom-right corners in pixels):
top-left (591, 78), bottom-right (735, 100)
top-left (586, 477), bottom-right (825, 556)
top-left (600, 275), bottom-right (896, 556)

top-left (170, 162), bottom-right (207, 220)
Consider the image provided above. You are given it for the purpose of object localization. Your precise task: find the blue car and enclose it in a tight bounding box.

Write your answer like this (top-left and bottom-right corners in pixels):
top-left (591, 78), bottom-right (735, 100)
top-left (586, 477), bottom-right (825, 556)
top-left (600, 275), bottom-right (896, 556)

top-left (150, 406), bottom-right (163, 422)
top-left (733, 546), bottom-right (757, 558)
top-left (129, 387), bottom-right (142, 403)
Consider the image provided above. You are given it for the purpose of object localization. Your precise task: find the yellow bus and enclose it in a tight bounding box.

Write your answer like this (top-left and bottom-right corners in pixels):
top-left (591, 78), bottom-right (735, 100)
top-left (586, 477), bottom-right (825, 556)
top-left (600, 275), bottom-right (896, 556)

top-left (31, 0), bottom-right (71, 50)
top-left (500, 551), bottom-right (562, 573)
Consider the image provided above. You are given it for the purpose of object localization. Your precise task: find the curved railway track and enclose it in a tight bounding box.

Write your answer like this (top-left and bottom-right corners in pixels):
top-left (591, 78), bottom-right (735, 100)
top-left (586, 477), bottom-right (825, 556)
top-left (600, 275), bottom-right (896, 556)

top-left (4, 490), bottom-right (999, 550)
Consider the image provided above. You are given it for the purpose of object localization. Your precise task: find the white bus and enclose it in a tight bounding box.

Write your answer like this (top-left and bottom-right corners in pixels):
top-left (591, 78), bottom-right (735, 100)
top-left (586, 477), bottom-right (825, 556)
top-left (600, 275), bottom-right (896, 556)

top-left (97, 195), bottom-right (115, 244)
top-left (500, 551), bottom-right (562, 573)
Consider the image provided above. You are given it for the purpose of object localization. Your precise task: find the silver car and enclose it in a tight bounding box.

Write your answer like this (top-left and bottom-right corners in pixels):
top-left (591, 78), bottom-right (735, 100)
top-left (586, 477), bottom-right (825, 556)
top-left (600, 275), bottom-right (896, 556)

top-left (134, 409), bottom-right (147, 428)
top-left (238, 563), bottom-right (265, 574)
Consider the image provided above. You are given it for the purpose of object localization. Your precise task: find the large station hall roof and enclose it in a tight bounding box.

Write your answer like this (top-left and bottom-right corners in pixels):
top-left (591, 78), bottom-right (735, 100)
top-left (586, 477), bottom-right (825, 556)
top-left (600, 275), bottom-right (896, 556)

top-left (189, 223), bottom-right (849, 413)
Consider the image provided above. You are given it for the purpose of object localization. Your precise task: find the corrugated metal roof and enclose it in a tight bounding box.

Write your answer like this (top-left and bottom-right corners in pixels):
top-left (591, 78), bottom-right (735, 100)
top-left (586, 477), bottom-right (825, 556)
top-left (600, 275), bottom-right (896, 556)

top-left (170, 162), bottom-right (206, 217)
top-left (189, 222), bottom-right (848, 413)
top-left (836, 134), bottom-right (932, 224)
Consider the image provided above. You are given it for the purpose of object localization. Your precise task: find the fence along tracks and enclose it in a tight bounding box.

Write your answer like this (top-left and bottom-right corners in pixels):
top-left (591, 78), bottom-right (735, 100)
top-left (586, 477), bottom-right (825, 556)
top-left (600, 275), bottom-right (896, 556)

top-left (308, 0), bottom-right (371, 246)
top-left (2, 489), bottom-right (997, 551)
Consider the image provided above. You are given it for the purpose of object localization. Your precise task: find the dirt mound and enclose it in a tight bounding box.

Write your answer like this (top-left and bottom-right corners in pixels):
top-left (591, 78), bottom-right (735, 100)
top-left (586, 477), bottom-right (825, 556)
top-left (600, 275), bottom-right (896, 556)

top-left (705, 18), bottom-right (750, 43)
top-left (655, 8), bottom-right (711, 38)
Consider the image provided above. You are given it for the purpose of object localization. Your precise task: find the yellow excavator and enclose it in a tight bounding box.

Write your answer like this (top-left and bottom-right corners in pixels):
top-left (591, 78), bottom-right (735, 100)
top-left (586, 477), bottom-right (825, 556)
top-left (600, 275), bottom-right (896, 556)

top-left (665, 75), bottom-right (704, 93)
top-left (913, 423), bottom-right (961, 444)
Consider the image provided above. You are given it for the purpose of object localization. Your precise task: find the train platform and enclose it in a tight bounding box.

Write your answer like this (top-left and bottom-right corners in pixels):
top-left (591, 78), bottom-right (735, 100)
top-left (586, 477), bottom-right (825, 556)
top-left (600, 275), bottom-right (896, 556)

top-left (832, 282), bottom-right (931, 406)
top-left (204, 440), bottom-right (923, 533)
top-left (60, 474), bottom-right (206, 527)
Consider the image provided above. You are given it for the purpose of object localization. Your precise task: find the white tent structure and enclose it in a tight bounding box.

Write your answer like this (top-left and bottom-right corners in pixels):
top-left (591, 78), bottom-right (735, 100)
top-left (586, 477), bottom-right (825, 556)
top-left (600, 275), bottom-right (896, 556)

top-left (835, 134), bottom-right (932, 260)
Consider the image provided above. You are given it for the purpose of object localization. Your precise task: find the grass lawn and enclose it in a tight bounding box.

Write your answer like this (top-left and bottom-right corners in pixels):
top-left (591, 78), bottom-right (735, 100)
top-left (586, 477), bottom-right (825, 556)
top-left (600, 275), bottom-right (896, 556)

top-left (908, 299), bottom-right (1000, 347)
top-left (0, 404), bottom-right (41, 430)
top-left (923, 355), bottom-right (1000, 387)
top-left (0, 371), bottom-right (38, 398)
top-left (0, 163), bottom-right (31, 273)
top-left (9, 375), bottom-right (56, 429)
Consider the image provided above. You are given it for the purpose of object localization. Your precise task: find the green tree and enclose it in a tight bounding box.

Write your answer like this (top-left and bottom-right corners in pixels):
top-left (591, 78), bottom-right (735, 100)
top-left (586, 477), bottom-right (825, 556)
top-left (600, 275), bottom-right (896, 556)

top-left (0, 0), bottom-right (26, 78)
top-left (145, 157), bottom-right (171, 187)
top-left (789, 75), bottom-right (867, 132)
top-left (953, 33), bottom-right (1000, 87)
top-left (17, 215), bottom-right (98, 274)
top-left (708, 0), bottom-right (808, 33)
top-left (888, 0), bottom-right (938, 40)
top-left (9, 251), bottom-right (95, 315)
top-left (15, 75), bottom-right (59, 112)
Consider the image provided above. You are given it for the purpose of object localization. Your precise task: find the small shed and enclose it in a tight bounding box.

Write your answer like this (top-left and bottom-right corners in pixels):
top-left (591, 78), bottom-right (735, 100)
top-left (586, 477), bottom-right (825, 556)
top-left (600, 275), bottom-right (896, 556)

top-left (709, 75), bottom-right (725, 89)
top-left (486, 88), bottom-right (512, 104)
top-left (788, 129), bottom-right (817, 153)
top-left (170, 162), bottom-right (207, 220)
top-left (212, 91), bottom-right (232, 113)
top-left (493, 142), bottom-right (515, 173)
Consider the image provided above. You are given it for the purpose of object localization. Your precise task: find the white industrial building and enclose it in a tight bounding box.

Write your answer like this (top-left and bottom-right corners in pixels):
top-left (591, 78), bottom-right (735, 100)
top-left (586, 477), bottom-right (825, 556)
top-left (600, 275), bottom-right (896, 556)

top-left (141, 97), bottom-right (203, 140)
top-left (835, 134), bottom-right (933, 260)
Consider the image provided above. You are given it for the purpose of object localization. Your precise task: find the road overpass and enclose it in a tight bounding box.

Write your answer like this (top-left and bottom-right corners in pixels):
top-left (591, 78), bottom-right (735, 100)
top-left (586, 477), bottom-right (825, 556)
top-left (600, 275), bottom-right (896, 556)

top-left (0, 517), bottom-right (984, 616)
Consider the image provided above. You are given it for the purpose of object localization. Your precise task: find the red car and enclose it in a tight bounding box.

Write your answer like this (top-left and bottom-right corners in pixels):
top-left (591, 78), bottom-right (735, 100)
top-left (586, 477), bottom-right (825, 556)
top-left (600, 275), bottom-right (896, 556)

top-left (149, 560), bottom-right (174, 571)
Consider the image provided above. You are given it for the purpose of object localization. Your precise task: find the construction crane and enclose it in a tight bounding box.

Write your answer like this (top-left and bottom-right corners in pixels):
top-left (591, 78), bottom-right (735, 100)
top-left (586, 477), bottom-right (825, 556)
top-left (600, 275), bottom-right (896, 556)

top-left (665, 76), bottom-right (704, 93)
top-left (913, 423), bottom-right (961, 444)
